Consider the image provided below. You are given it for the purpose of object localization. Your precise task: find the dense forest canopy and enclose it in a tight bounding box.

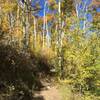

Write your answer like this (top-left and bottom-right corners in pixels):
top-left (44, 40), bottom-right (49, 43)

top-left (0, 0), bottom-right (100, 100)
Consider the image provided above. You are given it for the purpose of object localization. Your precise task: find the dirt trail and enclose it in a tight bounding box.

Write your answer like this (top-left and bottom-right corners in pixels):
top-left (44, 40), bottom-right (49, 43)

top-left (33, 86), bottom-right (62, 100)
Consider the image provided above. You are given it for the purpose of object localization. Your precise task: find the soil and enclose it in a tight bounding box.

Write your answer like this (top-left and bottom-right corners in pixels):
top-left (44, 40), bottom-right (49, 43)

top-left (33, 85), bottom-right (62, 100)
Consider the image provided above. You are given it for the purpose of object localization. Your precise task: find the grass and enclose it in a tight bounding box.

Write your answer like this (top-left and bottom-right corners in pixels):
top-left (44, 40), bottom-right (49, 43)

top-left (58, 82), bottom-right (100, 100)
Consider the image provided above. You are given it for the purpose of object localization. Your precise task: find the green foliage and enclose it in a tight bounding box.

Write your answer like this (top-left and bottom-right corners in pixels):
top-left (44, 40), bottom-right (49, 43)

top-left (0, 0), bottom-right (99, 99)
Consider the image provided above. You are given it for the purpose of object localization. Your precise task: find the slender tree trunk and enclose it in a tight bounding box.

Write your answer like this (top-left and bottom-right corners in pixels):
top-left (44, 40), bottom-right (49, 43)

top-left (43, 1), bottom-right (47, 48)
top-left (22, 0), bottom-right (30, 49)
top-left (0, 7), bottom-right (2, 25)
top-left (25, 12), bottom-right (29, 48)
top-left (34, 16), bottom-right (37, 48)
top-left (58, 0), bottom-right (62, 78)
top-left (16, 5), bottom-right (22, 47)
top-left (9, 12), bottom-right (13, 33)
top-left (58, 0), bottom-right (64, 79)
top-left (46, 16), bottom-right (50, 48)
top-left (22, 8), bottom-right (26, 49)
top-left (8, 12), bottom-right (14, 44)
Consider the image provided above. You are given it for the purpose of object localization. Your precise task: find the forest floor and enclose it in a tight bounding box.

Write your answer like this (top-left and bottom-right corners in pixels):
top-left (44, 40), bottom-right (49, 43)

top-left (33, 80), bottom-right (84, 100)
top-left (33, 85), bottom-right (62, 100)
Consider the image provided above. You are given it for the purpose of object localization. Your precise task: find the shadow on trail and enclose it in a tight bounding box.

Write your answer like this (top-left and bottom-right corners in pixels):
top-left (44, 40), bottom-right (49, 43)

top-left (33, 96), bottom-right (45, 100)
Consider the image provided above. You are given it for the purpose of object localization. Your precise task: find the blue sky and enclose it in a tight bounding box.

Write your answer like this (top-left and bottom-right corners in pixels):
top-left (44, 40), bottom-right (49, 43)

top-left (38, 0), bottom-right (46, 16)
top-left (35, 0), bottom-right (100, 17)
top-left (31, 0), bottom-right (57, 17)
top-left (31, 0), bottom-right (49, 16)
top-left (96, 7), bottom-right (100, 13)
top-left (21, 0), bottom-right (100, 17)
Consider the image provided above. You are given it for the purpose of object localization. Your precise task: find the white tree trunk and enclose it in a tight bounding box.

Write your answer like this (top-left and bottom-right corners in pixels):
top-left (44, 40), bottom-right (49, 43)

top-left (43, 1), bottom-right (47, 48)
top-left (46, 16), bottom-right (51, 48)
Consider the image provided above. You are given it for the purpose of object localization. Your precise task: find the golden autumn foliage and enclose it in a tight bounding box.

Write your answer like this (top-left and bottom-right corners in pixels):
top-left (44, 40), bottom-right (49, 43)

top-left (0, 0), bottom-right (100, 100)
